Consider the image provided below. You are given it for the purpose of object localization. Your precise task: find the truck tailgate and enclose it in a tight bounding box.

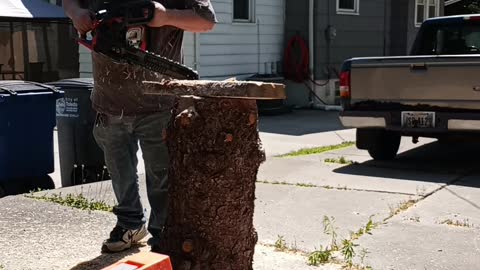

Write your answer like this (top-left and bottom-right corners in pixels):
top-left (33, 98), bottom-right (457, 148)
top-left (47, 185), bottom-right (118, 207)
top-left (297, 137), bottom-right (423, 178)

top-left (350, 56), bottom-right (480, 110)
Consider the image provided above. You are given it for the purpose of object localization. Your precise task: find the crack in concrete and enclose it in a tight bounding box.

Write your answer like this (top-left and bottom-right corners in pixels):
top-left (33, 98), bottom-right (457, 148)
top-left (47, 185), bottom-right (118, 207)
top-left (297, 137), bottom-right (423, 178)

top-left (256, 180), bottom-right (416, 196)
top-left (381, 170), bottom-right (475, 223)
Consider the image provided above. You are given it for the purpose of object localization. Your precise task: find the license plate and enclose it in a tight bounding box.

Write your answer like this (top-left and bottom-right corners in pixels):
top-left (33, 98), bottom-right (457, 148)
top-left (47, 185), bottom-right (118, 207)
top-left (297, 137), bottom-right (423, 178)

top-left (401, 112), bottom-right (435, 128)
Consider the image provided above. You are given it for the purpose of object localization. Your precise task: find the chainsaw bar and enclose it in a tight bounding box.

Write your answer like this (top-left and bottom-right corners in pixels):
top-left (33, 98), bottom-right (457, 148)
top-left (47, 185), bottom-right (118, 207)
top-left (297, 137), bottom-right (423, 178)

top-left (122, 46), bottom-right (199, 80)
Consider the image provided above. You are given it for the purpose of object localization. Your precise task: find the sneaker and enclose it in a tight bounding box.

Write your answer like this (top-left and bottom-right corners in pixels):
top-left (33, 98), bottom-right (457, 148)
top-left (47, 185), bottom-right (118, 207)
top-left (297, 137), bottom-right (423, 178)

top-left (101, 224), bottom-right (148, 253)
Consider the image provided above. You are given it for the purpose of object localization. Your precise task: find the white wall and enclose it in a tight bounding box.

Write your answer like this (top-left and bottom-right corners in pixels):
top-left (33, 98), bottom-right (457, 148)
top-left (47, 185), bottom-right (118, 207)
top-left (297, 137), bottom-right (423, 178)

top-left (79, 0), bottom-right (286, 79)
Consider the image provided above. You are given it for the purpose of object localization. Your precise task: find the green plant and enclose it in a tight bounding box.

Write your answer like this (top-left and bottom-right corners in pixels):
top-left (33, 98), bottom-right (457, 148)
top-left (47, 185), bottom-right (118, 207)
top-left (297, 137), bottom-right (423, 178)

top-left (341, 239), bottom-right (358, 268)
top-left (279, 141), bottom-right (355, 158)
top-left (351, 217), bottom-right (377, 240)
top-left (323, 216), bottom-right (339, 250)
top-left (324, 156), bottom-right (355, 165)
top-left (307, 246), bottom-right (332, 266)
top-left (26, 192), bottom-right (113, 212)
top-left (274, 235), bottom-right (287, 251)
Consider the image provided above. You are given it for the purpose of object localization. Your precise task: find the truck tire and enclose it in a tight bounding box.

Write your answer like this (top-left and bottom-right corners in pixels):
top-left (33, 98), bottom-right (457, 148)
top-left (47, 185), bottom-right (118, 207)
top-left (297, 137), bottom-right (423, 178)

top-left (367, 131), bottom-right (401, 160)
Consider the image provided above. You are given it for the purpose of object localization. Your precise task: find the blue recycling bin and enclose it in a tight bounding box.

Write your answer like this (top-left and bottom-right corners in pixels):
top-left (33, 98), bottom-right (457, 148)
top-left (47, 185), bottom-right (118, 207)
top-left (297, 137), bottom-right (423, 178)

top-left (0, 81), bottom-right (63, 196)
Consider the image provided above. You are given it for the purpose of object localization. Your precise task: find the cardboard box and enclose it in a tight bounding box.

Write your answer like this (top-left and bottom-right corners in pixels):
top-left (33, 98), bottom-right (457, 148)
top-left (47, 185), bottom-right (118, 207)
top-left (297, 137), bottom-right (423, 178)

top-left (102, 252), bottom-right (172, 270)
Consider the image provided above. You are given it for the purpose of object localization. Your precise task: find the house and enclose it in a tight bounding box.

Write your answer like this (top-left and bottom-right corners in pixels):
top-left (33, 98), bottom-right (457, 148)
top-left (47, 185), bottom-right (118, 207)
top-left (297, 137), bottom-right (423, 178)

top-left (284, 0), bottom-right (445, 107)
top-left (0, 0), bottom-right (78, 82)
top-left (78, 0), bottom-right (286, 80)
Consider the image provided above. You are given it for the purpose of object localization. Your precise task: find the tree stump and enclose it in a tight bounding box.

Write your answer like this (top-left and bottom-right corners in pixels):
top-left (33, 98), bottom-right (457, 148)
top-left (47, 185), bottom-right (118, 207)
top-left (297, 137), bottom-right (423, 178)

top-left (143, 80), bottom-right (285, 270)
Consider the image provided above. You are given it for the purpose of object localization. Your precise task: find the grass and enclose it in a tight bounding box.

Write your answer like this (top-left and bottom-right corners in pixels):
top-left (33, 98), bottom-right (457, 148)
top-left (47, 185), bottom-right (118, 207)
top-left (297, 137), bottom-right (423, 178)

top-left (440, 219), bottom-right (473, 228)
top-left (278, 141), bottom-right (355, 158)
top-left (307, 246), bottom-right (332, 266)
top-left (324, 156), bottom-right (355, 165)
top-left (26, 192), bottom-right (113, 212)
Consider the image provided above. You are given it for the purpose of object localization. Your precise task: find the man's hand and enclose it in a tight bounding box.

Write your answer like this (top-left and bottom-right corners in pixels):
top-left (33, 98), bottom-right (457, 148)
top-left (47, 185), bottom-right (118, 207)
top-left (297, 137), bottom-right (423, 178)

top-left (147, 1), bottom-right (169, 28)
top-left (70, 8), bottom-right (94, 35)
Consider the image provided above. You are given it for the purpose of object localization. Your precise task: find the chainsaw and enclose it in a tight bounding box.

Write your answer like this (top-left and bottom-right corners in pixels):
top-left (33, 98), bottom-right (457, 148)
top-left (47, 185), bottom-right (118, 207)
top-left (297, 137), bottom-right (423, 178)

top-left (78, 0), bottom-right (199, 80)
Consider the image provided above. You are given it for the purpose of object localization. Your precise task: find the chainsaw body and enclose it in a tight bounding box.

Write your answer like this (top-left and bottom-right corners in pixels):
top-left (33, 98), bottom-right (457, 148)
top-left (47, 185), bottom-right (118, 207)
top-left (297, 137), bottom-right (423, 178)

top-left (79, 0), bottom-right (199, 80)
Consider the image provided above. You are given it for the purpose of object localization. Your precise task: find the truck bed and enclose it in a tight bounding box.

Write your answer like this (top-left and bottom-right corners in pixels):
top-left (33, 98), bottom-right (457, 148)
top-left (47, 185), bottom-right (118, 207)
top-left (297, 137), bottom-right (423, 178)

top-left (349, 55), bottom-right (480, 110)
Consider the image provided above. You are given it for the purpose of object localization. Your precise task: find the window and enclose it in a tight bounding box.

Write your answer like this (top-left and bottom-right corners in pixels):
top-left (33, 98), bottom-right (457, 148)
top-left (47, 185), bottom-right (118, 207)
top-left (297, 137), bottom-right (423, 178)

top-left (233, 0), bottom-right (255, 23)
top-left (337, 0), bottom-right (360, 15)
top-left (415, 0), bottom-right (439, 27)
top-left (414, 21), bottom-right (480, 55)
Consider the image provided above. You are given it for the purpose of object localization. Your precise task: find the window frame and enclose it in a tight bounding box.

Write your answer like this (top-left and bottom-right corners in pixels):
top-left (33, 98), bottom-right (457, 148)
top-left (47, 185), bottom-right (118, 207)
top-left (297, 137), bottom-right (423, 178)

top-left (336, 0), bottom-right (360, 16)
top-left (232, 0), bottom-right (256, 24)
top-left (415, 0), bottom-right (440, 27)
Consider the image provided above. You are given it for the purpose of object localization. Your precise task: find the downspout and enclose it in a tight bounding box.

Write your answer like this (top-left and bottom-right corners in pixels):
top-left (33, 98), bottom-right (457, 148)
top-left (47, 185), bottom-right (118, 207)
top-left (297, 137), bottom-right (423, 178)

top-left (308, 0), bottom-right (315, 105)
top-left (193, 33), bottom-right (200, 73)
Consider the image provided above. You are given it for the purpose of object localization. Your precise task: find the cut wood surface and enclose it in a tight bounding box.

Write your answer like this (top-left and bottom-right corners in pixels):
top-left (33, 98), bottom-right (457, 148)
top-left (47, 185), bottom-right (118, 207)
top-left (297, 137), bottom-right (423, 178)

top-left (142, 80), bottom-right (286, 100)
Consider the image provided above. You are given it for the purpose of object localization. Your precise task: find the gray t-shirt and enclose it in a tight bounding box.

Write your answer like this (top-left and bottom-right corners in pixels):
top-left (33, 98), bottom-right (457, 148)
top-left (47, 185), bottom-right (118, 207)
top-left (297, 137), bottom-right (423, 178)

top-left (88, 0), bottom-right (216, 116)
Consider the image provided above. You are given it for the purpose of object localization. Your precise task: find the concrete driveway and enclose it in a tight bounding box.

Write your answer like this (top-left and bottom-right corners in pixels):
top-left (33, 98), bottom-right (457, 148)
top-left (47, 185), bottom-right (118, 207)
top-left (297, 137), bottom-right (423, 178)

top-left (2, 109), bottom-right (480, 270)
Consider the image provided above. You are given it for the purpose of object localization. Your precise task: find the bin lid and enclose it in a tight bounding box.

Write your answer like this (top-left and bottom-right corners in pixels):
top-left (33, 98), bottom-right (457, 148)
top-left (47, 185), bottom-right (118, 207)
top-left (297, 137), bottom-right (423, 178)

top-left (47, 78), bottom-right (94, 89)
top-left (0, 80), bottom-right (59, 96)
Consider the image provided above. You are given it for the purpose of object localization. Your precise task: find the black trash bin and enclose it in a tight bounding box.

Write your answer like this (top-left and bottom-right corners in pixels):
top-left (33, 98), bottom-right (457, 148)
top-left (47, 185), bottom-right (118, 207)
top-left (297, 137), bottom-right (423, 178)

top-left (48, 78), bottom-right (110, 187)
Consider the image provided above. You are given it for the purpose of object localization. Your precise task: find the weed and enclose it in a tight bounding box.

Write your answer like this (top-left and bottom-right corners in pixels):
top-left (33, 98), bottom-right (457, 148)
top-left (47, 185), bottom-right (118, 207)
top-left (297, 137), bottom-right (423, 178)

top-left (278, 141), bottom-right (355, 158)
top-left (274, 235), bottom-right (288, 251)
top-left (324, 157), bottom-right (355, 165)
top-left (323, 216), bottom-right (339, 250)
top-left (26, 192), bottom-right (113, 212)
top-left (307, 246), bottom-right (332, 266)
top-left (0, 264), bottom-right (4, 270)
top-left (341, 239), bottom-right (358, 268)
top-left (388, 199), bottom-right (417, 217)
top-left (440, 219), bottom-right (473, 228)
top-left (351, 217), bottom-right (377, 240)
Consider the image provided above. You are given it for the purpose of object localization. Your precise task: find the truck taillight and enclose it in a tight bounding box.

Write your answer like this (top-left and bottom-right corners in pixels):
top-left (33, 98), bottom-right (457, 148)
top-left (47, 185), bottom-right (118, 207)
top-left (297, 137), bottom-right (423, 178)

top-left (339, 71), bottom-right (351, 98)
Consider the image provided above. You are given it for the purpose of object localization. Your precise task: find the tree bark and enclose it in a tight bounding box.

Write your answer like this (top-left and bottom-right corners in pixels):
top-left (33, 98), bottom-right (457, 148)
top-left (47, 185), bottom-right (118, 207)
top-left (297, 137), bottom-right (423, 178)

top-left (158, 97), bottom-right (265, 270)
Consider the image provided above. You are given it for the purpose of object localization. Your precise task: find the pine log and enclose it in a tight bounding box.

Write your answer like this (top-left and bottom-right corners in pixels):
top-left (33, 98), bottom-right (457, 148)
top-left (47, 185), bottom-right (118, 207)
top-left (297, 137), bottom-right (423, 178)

top-left (158, 96), bottom-right (265, 270)
top-left (143, 80), bottom-right (286, 100)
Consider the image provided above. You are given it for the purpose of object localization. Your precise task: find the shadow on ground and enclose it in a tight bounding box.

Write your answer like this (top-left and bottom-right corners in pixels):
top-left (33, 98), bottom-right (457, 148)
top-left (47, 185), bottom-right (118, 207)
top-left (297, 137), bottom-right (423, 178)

top-left (70, 245), bottom-right (144, 270)
top-left (258, 110), bottom-right (345, 135)
top-left (334, 139), bottom-right (480, 187)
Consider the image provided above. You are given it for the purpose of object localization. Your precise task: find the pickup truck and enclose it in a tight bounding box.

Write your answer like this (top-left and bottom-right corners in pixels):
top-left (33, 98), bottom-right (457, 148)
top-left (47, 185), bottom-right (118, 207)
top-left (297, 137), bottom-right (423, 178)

top-left (339, 15), bottom-right (480, 160)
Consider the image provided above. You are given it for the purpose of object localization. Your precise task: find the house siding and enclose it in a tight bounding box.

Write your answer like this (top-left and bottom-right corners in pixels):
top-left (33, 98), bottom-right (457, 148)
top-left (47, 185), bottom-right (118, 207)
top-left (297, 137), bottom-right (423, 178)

top-left (406, 0), bottom-right (444, 55)
top-left (80, 0), bottom-right (286, 80)
top-left (314, 0), bottom-right (390, 80)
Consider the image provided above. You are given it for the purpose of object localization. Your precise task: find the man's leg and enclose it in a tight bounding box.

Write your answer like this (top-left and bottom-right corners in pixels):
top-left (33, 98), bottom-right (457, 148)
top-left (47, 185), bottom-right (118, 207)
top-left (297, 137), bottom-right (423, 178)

top-left (134, 111), bottom-right (171, 247)
top-left (93, 113), bottom-right (148, 252)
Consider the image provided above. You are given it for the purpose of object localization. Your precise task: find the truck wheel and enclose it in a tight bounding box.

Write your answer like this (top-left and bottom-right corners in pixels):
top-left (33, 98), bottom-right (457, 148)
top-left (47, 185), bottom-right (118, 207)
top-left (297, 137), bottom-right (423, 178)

top-left (367, 131), bottom-right (401, 160)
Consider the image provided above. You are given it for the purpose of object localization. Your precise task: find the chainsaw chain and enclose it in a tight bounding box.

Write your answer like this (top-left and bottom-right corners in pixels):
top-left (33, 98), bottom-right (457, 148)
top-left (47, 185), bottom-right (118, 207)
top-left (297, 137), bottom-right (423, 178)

top-left (121, 46), bottom-right (199, 80)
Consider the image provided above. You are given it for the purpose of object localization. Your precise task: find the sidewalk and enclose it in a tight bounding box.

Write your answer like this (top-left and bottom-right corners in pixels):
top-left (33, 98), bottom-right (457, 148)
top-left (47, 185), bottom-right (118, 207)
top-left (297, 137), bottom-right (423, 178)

top-left (2, 109), bottom-right (479, 270)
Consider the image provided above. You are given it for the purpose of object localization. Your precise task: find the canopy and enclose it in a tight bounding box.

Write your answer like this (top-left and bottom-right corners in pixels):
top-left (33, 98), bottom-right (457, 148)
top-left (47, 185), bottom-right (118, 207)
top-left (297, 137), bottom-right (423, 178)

top-left (0, 0), bottom-right (68, 22)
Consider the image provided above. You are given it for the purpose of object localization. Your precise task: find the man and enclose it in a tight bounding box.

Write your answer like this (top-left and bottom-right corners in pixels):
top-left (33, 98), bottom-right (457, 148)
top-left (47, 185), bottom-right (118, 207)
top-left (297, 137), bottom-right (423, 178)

top-left (62, 0), bottom-right (216, 253)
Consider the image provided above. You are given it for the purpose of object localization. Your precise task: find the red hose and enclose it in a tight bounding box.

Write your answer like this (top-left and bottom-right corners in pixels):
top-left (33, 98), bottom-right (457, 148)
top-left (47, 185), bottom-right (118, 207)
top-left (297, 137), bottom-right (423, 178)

top-left (284, 35), bottom-right (310, 82)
